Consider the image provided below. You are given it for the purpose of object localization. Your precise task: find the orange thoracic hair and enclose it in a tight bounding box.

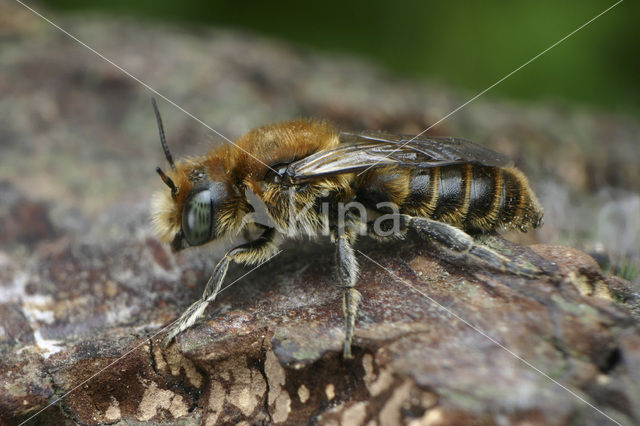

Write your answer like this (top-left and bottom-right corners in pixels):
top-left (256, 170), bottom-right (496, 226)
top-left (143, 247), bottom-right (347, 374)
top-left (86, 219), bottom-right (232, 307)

top-left (151, 119), bottom-right (340, 244)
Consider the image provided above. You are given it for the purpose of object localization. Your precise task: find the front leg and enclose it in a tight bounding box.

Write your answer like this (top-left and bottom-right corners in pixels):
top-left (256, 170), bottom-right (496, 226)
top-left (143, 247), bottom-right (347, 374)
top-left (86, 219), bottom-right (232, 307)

top-left (161, 228), bottom-right (277, 347)
top-left (334, 231), bottom-right (362, 359)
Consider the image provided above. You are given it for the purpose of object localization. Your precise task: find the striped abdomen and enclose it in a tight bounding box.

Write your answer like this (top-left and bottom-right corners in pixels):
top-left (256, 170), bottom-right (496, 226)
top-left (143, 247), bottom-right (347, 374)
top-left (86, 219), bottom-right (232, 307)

top-left (404, 164), bottom-right (543, 232)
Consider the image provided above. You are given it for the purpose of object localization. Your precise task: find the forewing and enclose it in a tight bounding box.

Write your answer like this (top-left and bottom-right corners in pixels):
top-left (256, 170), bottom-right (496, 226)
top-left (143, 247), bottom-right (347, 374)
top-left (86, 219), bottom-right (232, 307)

top-left (285, 131), bottom-right (513, 183)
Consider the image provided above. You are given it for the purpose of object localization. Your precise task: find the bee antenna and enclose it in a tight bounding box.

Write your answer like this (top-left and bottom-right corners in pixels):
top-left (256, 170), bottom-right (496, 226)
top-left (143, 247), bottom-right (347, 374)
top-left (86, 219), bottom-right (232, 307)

top-left (151, 98), bottom-right (176, 171)
top-left (156, 166), bottom-right (178, 198)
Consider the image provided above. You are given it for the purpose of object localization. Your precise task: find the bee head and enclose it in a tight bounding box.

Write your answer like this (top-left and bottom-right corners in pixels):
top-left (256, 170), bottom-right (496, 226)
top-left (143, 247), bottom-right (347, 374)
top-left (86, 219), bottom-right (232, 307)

top-left (150, 99), bottom-right (233, 252)
top-left (152, 171), bottom-right (232, 252)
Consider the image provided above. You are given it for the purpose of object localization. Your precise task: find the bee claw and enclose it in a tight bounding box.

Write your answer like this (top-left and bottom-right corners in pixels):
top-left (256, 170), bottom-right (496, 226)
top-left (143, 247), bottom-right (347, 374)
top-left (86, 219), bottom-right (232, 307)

top-left (161, 327), bottom-right (179, 348)
top-left (160, 336), bottom-right (173, 348)
top-left (343, 344), bottom-right (354, 360)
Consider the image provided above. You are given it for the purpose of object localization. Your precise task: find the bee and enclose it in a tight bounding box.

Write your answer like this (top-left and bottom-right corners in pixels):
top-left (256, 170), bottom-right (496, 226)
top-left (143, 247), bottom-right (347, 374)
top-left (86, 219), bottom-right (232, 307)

top-left (150, 100), bottom-right (543, 358)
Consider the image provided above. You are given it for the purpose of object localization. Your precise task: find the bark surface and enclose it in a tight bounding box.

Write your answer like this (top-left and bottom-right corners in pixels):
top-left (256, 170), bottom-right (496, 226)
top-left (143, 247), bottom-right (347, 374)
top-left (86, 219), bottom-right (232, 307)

top-left (1, 4), bottom-right (639, 425)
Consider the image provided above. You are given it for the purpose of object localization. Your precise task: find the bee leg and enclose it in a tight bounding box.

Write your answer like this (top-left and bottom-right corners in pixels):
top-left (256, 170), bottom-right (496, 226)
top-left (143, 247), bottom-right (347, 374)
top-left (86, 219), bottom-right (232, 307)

top-left (366, 219), bottom-right (408, 241)
top-left (161, 228), bottom-right (278, 347)
top-left (401, 215), bottom-right (541, 278)
top-left (334, 231), bottom-right (361, 359)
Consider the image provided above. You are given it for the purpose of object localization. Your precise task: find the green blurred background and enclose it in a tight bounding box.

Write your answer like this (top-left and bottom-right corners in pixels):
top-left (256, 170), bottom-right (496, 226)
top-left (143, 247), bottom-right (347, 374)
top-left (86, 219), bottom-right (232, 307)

top-left (40, 0), bottom-right (638, 115)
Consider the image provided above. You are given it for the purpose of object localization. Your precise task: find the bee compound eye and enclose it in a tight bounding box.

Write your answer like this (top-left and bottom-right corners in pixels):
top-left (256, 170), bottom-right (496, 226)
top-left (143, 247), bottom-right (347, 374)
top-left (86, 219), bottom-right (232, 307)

top-left (182, 190), bottom-right (213, 246)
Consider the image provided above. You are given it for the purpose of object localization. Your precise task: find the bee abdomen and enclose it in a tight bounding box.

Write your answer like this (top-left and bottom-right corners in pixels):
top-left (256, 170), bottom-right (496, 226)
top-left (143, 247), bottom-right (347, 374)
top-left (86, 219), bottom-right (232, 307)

top-left (494, 167), bottom-right (543, 231)
top-left (405, 164), bottom-right (470, 225)
top-left (431, 165), bottom-right (470, 224)
top-left (406, 164), bottom-right (542, 232)
top-left (464, 165), bottom-right (499, 229)
top-left (463, 165), bottom-right (543, 231)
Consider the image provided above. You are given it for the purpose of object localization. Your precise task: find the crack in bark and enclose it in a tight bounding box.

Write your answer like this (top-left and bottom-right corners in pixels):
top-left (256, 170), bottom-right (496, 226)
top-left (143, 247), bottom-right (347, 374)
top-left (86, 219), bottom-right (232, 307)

top-left (148, 338), bottom-right (159, 376)
top-left (257, 336), bottom-right (274, 424)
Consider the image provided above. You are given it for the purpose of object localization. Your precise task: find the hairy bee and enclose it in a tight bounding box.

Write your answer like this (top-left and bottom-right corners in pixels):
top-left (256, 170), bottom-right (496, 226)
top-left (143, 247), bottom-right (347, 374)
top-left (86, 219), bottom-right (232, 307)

top-left (151, 100), bottom-right (543, 358)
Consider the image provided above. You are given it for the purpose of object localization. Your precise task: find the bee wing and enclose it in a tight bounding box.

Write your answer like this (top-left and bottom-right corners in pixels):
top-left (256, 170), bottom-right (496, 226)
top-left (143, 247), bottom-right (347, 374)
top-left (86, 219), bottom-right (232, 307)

top-left (285, 131), bottom-right (513, 182)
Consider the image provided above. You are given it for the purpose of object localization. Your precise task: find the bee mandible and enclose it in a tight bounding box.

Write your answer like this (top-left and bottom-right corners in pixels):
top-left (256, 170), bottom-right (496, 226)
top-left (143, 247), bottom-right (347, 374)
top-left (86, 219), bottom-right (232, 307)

top-left (151, 100), bottom-right (543, 358)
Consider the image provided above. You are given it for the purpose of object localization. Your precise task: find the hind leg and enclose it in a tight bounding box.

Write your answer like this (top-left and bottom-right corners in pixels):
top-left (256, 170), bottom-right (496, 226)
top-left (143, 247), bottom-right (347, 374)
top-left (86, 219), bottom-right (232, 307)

top-left (401, 215), bottom-right (541, 278)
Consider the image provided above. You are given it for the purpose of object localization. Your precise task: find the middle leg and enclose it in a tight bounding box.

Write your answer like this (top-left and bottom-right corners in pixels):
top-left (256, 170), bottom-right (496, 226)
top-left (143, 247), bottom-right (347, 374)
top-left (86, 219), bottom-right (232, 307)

top-left (334, 231), bottom-right (361, 359)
